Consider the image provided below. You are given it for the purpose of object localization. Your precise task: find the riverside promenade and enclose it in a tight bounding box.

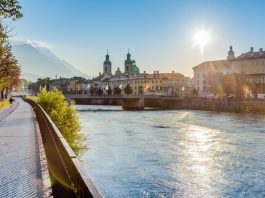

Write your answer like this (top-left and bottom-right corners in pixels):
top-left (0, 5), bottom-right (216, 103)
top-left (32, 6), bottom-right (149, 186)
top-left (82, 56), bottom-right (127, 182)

top-left (0, 98), bottom-right (48, 197)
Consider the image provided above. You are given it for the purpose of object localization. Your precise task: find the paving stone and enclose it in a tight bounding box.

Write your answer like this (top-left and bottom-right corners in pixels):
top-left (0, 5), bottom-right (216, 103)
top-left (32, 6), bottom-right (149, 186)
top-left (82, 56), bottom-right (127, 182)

top-left (0, 98), bottom-right (44, 197)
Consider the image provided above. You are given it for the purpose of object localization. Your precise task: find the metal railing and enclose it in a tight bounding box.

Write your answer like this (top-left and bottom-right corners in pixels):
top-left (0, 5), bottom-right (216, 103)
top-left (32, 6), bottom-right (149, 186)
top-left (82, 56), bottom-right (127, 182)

top-left (25, 99), bottom-right (103, 198)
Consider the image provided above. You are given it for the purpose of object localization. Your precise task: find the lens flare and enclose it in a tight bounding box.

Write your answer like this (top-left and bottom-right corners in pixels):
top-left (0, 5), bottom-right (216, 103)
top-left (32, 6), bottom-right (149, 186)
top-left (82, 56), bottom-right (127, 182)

top-left (193, 29), bottom-right (210, 54)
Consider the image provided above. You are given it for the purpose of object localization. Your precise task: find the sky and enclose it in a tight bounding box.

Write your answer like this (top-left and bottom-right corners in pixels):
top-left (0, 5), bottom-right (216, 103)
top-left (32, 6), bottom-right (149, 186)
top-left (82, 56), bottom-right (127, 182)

top-left (11, 0), bottom-right (265, 77)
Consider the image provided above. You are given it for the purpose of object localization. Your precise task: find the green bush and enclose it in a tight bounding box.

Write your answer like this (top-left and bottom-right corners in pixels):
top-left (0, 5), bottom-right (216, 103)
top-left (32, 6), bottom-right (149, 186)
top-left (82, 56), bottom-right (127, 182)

top-left (0, 99), bottom-right (10, 108)
top-left (34, 88), bottom-right (87, 156)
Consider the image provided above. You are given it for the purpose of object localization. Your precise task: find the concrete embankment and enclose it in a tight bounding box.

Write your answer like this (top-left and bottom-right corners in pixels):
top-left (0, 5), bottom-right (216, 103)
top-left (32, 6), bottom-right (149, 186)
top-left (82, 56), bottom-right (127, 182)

top-left (73, 97), bottom-right (123, 105)
top-left (71, 95), bottom-right (265, 114)
top-left (145, 97), bottom-right (265, 114)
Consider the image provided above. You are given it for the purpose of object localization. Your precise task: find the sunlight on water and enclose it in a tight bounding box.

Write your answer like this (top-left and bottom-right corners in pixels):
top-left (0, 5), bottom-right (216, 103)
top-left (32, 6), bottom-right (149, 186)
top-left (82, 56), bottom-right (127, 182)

top-left (76, 105), bottom-right (265, 198)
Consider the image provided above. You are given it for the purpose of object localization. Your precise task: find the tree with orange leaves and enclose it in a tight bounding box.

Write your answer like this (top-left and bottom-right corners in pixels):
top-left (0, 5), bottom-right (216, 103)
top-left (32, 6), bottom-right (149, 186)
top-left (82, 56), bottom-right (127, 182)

top-left (0, 0), bottom-right (22, 99)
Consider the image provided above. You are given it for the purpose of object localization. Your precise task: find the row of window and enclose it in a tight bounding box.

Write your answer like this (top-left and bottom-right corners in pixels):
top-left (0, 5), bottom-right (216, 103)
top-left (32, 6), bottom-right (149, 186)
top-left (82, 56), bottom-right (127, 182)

top-left (102, 85), bottom-right (161, 90)
top-left (255, 61), bottom-right (265, 65)
top-left (101, 80), bottom-right (162, 86)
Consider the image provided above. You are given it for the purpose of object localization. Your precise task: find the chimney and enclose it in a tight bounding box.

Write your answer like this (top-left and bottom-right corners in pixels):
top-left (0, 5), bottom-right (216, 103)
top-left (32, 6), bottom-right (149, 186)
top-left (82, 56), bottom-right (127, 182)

top-left (157, 70), bottom-right (159, 74)
top-left (99, 72), bottom-right (101, 75)
top-left (144, 71), bottom-right (146, 74)
top-left (260, 48), bottom-right (263, 52)
top-left (250, 47), bottom-right (254, 52)
top-left (172, 70), bottom-right (175, 74)
top-left (154, 70), bottom-right (156, 74)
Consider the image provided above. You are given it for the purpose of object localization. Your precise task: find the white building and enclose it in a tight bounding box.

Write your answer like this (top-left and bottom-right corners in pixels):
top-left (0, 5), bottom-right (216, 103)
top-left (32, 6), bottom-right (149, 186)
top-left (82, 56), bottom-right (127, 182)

top-left (193, 46), bottom-right (265, 97)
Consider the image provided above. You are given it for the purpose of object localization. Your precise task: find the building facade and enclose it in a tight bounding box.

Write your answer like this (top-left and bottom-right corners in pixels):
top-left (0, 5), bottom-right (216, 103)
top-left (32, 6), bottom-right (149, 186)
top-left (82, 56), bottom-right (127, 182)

top-left (50, 77), bottom-right (90, 94)
top-left (193, 46), bottom-right (265, 97)
top-left (92, 52), bottom-right (191, 96)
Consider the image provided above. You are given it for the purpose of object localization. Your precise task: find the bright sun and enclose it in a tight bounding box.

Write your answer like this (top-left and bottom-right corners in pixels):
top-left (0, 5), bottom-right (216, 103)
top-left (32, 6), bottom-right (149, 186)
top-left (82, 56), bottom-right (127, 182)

top-left (193, 29), bottom-right (210, 54)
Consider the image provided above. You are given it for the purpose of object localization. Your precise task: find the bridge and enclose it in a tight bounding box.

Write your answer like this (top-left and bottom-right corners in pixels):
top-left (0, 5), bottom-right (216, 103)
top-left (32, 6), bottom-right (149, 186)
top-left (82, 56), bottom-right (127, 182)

top-left (0, 98), bottom-right (103, 198)
top-left (65, 94), bottom-right (146, 110)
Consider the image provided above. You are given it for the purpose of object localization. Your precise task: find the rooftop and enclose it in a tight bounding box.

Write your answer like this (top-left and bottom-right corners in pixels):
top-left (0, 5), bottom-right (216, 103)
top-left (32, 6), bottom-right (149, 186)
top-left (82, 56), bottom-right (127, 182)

top-left (235, 49), bottom-right (265, 60)
top-left (193, 60), bottom-right (230, 70)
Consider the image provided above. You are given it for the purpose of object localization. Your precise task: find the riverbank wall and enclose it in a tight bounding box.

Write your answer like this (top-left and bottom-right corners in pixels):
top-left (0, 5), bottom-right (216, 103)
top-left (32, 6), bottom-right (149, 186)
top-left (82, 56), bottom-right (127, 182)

top-left (71, 95), bottom-right (265, 114)
top-left (72, 97), bottom-right (123, 105)
top-left (145, 97), bottom-right (265, 114)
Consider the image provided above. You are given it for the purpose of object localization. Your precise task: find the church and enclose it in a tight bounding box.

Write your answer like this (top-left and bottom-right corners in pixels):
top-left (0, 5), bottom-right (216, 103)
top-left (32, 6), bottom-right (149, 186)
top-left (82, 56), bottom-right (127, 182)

top-left (101, 50), bottom-right (140, 77)
top-left (91, 51), bottom-right (191, 96)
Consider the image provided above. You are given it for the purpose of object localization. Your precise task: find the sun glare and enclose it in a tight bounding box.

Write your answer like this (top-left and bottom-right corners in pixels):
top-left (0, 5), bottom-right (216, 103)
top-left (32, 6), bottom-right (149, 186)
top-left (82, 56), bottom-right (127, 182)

top-left (193, 29), bottom-right (210, 54)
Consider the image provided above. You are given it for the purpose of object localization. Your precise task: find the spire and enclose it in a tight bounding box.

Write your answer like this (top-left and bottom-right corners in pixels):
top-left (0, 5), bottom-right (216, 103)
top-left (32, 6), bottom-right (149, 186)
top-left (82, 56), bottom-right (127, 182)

top-left (127, 49), bottom-right (131, 60)
top-left (106, 49), bottom-right (109, 61)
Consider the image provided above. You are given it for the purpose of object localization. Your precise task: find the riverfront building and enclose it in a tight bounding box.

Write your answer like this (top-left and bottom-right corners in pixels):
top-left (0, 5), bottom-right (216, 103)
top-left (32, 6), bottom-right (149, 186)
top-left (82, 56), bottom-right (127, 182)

top-left (49, 77), bottom-right (90, 94)
top-left (91, 51), bottom-right (191, 96)
top-left (193, 46), bottom-right (265, 97)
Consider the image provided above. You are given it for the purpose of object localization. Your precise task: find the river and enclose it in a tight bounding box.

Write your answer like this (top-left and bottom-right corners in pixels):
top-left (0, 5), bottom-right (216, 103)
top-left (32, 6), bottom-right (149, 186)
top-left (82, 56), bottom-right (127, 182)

top-left (75, 105), bottom-right (265, 198)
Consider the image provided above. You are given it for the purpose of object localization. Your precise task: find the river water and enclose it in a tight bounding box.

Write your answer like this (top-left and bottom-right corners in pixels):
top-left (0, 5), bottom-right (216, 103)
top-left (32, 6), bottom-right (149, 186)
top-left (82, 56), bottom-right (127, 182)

top-left (75, 105), bottom-right (265, 198)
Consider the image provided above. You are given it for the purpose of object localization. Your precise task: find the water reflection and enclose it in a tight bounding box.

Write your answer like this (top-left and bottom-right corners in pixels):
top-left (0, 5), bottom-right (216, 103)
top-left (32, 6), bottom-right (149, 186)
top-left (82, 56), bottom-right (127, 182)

top-left (175, 125), bottom-right (223, 197)
top-left (76, 105), bottom-right (265, 197)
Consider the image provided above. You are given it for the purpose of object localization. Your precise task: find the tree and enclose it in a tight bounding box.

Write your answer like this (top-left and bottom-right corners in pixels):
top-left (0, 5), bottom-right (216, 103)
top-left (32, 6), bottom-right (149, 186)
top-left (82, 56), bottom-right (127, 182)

top-left (89, 86), bottom-right (97, 96)
top-left (36, 77), bottom-right (51, 91)
top-left (124, 84), bottom-right (133, 95)
top-left (28, 82), bottom-right (38, 95)
top-left (234, 73), bottom-right (248, 99)
top-left (204, 72), bottom-right (224, 95)
top-left (113, 86), bottom-right (121, 95)
top-left (106, 85), bottom-right (112, 95)
top-left (0, 0), bottom-right (23, 20)
top-left (205, 72), bottom-right (249, 99)
top-left (192, 88), bottom-right (198, 96)
top-left (97, 87), bottom-right (103, 96)
top-left (34, 88), bottom-right (87, 156)
top-left (0, 42), bottom-right (21, 99)
top-left (0, 0), bottom-right (23, 99)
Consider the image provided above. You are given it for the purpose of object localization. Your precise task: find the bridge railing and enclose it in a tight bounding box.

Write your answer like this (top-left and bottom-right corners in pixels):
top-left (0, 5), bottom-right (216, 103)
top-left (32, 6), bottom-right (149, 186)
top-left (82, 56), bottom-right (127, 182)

top-left (25, 98), bottom-right (103, 198)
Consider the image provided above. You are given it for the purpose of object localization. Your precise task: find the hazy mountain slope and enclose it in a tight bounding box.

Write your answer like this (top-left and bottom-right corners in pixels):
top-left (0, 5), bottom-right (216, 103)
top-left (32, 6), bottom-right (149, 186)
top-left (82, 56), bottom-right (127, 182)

top-left (12, 44), bottom-right (90, 81)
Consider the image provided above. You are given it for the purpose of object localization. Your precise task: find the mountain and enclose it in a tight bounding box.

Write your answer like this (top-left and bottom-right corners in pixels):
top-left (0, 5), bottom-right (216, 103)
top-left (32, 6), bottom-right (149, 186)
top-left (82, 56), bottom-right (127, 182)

top-left (12, 44), bottom-right (90, 82)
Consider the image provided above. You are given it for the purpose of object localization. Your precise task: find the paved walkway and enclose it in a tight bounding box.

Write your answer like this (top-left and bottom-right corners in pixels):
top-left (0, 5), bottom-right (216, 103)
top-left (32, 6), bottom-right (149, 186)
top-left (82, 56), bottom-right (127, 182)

top-left (0, 98), bottom-right (44, 197)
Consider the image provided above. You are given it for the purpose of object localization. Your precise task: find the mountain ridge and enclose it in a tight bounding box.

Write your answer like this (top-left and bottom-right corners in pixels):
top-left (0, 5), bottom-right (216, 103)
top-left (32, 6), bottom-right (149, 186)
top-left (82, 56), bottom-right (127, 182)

top-left (12, 43), bottom-right (90, 82)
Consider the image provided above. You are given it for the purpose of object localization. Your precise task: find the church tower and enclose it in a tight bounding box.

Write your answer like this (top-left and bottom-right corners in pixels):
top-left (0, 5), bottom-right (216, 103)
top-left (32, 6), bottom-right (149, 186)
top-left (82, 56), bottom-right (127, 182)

top-left (103, 51), bottom-right (112, 75)
top-left (227, 45), bottom-right (235, 60)
top-left (124, 50), bottom-right (133, 74)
